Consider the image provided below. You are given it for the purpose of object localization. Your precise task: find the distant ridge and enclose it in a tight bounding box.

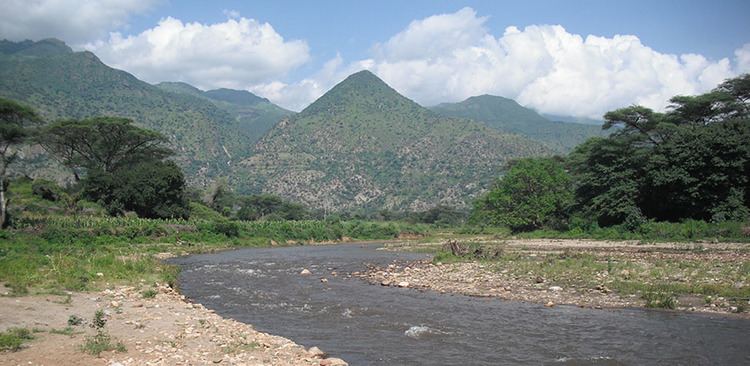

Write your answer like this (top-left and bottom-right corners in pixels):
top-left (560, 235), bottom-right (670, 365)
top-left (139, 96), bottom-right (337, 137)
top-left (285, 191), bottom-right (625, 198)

top-left (431, 95), bottom-right (607, 151)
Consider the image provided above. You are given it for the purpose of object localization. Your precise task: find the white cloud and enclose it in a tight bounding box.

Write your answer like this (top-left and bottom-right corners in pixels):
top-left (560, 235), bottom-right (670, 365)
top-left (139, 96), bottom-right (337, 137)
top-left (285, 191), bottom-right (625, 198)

top-left (736, 43), bottom-right (750, 73)
top-left (264, 7), bottom-right (746, 118)
top-left (86, 16), bottom-right (310, 90)
top-left (0, 0), bottom-right (157, 44)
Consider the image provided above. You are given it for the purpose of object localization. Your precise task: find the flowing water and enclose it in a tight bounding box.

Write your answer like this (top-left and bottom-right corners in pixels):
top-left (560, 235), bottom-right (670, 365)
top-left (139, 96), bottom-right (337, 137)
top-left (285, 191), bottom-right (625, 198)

top-left (170, 244), bottom-right (750, 365)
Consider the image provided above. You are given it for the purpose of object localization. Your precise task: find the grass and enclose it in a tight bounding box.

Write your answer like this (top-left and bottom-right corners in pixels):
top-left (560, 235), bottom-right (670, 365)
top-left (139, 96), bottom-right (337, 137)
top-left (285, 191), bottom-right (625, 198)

top-left (0, 327), bottom-right (34, 352)
top-left (49, 327), bottom-right (80, 336)
top-left (141, 289), bottom-right (157, 299)
top-left (80, 332), bottom-right (127, 356)
top-left (0, 213), bottom-right (430, 294)
top-left (429, 243), bottom-right (750, 310)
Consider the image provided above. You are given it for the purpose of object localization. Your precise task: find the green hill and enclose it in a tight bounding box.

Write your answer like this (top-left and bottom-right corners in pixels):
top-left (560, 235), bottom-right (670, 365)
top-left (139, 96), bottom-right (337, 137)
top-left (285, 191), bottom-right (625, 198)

top-left (156, 83), bottom-right (292, 145)
top-left (431, 95), bottom-right (606, 152)
top-left (0, 39), bottom-right (286, 183)
top-left (235, 71), bottom-right (551, 212)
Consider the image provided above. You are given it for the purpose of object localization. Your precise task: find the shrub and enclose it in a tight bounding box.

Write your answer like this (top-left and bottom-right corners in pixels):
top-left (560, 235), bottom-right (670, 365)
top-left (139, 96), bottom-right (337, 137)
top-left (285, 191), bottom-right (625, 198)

top-left (643, 292), bottom-right (677, 309)
top-left (0, 327), bottom-right (34, 351)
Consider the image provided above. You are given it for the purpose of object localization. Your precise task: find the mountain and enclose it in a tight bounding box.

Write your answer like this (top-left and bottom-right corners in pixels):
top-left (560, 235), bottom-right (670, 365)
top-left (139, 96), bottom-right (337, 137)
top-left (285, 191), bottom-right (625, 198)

top-left (431, 95), bottom-right (607, 151)
top-left (0, 39), bottom-right (285, 183)
top-left (234, 71), bottom-right (551, 212)
top-left (542, 113), bottom-right (605, 126)
top-left (156, 82), bottom-right (292, 145)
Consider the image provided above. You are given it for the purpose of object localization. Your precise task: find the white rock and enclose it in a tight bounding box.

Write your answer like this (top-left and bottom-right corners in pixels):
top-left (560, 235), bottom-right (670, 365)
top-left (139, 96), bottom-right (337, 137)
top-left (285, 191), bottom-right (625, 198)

top-left (549, 286), bottom-right (563, 292)
top-left (397, 281), bottom-right (410, 288)
top-left (300, 269), bottom-right (312, 275)
top-left (308, 346), bottom-right (326, 358)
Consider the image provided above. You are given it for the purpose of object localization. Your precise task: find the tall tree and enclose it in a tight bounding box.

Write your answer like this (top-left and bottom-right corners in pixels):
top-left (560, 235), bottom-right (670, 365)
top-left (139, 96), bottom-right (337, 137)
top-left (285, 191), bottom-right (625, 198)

top-left (37, 117), bottom-right (171, 180)
top-left (0, 98), bottom-right (41, 227)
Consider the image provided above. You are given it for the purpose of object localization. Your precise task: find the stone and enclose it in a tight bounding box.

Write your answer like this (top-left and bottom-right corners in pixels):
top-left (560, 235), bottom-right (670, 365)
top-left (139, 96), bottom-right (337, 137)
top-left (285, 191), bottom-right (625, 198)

top-left (545, 301), bottom-right (555, 307)
top-left (380, 280), bottom-right (391, 286)
top-left (308, 346), bottom-right (326, 358)
top-left (549, 286), bottom-right (563, 292)
top-left (110, 301), bottom-right (120, 308)
top-left (535, 276), bottom-right (544, 283)
top-left (320, 278), bottom-right (328, 283)
top-left (300, 269), bottom-right (312, 275)
top-left (397, 281), bottom-right (410, 288)
top-left (320, 358), bottom-right (348, 366)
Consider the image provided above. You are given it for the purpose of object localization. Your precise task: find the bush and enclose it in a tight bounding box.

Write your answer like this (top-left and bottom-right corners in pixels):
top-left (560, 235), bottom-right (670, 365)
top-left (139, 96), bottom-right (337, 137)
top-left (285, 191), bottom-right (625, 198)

top-left (0, 327), bottom-right (34, 352)
top-left (472, 157), bottom-right (573, 232)
top-left (643, 292), bottom-right (677, 309)
top-left (31, 179), bottom-right (63, 201)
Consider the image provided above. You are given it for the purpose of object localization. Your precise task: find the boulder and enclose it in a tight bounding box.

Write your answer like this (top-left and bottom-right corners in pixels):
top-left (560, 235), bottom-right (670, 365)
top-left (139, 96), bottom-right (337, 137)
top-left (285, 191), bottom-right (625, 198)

top-left (320, 358), bottom-right (348, 366)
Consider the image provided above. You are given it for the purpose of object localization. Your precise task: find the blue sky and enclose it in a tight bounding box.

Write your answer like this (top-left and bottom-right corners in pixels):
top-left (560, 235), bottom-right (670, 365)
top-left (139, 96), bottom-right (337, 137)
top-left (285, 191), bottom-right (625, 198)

top-left (2, 0), bottom-right (749, 116)
top-left (130, 0), bottom-right (750, 78)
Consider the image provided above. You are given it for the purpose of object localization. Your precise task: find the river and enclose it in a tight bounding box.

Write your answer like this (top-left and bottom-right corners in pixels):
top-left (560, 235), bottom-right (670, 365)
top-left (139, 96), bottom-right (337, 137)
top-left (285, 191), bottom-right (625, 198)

top-left (170, 243), bottom-right (750, 365)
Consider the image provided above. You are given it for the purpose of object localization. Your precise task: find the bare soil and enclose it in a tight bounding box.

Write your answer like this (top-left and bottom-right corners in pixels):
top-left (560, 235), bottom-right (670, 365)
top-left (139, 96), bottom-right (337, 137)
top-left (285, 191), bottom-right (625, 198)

top-left (0, 284), bottom-right (347, 366)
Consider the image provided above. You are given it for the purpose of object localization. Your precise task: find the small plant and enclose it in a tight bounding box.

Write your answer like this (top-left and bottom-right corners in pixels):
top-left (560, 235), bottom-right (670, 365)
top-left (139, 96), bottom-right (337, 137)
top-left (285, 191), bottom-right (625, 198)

top-left (68, 314), bottom-right (83, 326)
top-left (49, 327), bottom-right (78, 336)
top-left (141, 289), bottom-right (157, 299)
top-left (80, 310), bottom-right (126, 356)
top-left (0, 327), bottom-right (34, 351)
top-left (643, 292), bottom-right (677, 309)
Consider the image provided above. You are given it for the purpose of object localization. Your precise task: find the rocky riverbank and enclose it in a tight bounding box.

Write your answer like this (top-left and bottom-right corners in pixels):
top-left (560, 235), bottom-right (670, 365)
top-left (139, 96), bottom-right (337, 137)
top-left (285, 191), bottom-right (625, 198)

top-left (356, 239), bottom-right (750, 316)
top-left (0, 284), bottom-right (348, 366)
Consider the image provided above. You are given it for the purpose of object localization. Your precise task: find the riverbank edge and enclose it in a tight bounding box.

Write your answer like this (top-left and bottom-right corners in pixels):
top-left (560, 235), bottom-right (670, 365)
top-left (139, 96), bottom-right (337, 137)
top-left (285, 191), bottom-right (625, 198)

top-left (357, 239), bottom-right (750, 318)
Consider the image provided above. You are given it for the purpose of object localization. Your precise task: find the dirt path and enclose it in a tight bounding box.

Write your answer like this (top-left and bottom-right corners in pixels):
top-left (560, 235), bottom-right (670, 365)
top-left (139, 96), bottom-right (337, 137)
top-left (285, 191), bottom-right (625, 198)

top-left (0, 284), bottom-right (347, 366)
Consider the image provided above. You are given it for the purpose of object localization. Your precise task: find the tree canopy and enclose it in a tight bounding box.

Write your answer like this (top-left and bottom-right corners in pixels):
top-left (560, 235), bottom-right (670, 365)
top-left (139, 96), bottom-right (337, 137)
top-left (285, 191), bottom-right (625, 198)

top-left (37, 116), bottom-right (171, 179)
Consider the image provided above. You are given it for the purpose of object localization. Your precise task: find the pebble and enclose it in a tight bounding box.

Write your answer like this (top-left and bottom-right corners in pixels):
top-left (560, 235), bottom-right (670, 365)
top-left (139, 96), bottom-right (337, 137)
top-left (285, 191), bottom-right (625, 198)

top-left (397, 281), bottom-right (410, 288)
top-left (545, 301), bottom-right (555, 307)
top-left (308, 346), bottom-right (326, 358)
top-left (300, 269), bottom-right (312, 275)
top-left (549, 286), bottom-right (563, 292)
top-left (320, 358), bottom-right (348, 366)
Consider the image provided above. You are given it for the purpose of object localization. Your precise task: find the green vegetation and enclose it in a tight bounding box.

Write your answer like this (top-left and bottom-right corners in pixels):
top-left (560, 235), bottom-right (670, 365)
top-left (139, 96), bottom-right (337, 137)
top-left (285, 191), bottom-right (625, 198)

top-left (238, 70), bottom-right (551, 212)
top-left (431, 94), bottom-right (607, 152)
top-left (471, 157), bottom-right (572, 232)
top-left (0, 97), bottom-right (41, 227)
top-left (472, 74), bottom-right (750, 239)
top-left (0, 39), bottom-right (288, 183)
top-left (141, 289), bottom-right (157, 299)
top-left (80, 310), bottom-right (126, 356)
top-left (0, 327), bottom-right (34, 352)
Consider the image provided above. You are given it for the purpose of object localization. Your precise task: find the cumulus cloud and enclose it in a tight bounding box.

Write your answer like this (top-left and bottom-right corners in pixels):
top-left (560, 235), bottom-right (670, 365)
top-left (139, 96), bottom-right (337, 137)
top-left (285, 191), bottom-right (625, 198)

top-left (265, 7), bottom-right (746, 117)
top-left (0, 0), bottom-right (157, 44)
top-left (86, 16), bottom-right (310, 90)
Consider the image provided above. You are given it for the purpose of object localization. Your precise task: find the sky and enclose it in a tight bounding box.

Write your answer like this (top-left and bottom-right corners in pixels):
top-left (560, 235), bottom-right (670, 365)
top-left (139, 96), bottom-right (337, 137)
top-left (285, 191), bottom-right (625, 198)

top-left (1, 0), bottom-right (749, 118)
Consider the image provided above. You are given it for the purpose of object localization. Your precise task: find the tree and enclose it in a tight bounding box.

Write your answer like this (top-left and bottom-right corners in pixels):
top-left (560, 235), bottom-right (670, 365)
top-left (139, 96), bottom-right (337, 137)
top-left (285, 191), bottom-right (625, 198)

top-left (472, 157), bottom-right (573, 232)
top-left (83, 161), bottom-right (189, 219)
top-left (0, 98), bottom-right (40, 227)
top-left (236, 194), bottom-right (309, 221)
top-left (37, 117), bottom-right (171, 180)
top-left (570, 74), bottom-right (750, 227)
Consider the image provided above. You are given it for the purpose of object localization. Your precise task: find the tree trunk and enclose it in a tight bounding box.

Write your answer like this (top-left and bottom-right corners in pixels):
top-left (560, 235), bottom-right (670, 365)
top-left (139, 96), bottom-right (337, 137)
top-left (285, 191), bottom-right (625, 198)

top-left (0, 166), bottom-right (6, 229)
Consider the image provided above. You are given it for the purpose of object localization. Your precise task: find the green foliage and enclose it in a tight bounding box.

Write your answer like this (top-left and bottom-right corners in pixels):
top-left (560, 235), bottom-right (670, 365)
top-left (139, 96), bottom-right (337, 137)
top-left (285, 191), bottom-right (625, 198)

top-left (472, 157), bottom-right (573, 232)
top-left (141, 289), bottom-right (157, 299)
top-left (81, 310), bottom-right (126, 356)
top-left (67, 315), bottom-right (83, 326)
top-left (37, 116), bottom-right (172, 176)
top-left (566, 74), bottom-right (750, 228)
top-left (236, 194), bottom-right (310, 221)
top-left (83, 161), bottom-right (189, 219)
top-left (642, 292), bottom-right (677, 309)
top-left (31, 179), bottom-right (63, 201)
top-left (431, 94), bottom-right (607, 152)
top-left (0, 327), bottom-right (34, 352)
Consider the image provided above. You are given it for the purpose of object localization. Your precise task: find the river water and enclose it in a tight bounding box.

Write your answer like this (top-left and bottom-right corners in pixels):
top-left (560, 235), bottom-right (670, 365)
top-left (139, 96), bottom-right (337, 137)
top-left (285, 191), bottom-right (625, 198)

top-left (170, 244), bottom-right (750, 365)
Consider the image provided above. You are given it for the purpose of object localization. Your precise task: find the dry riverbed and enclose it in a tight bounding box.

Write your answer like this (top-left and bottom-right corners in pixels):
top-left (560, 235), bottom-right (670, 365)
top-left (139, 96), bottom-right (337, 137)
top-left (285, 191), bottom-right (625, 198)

top-left (0, 283), bottom-right (347, 366)
top-left (358, 238), bottom-right (750, 316)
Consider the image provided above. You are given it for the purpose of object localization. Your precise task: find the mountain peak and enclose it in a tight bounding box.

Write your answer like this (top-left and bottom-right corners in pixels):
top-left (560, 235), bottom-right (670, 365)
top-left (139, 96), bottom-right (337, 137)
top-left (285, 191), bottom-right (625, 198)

top-left (299, 69), bottom-right (421, 117)
top-left (204, 88), bottom-right (269, 106)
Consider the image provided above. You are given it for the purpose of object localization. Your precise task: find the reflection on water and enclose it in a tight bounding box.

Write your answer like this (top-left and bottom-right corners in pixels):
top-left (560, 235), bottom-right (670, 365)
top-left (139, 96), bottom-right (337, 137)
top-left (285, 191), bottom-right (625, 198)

top-left (170, 244), bottom-right (750, 365)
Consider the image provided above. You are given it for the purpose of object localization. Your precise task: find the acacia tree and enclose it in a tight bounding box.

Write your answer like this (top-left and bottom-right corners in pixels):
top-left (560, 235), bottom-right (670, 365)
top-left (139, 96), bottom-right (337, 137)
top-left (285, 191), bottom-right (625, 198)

top-left (0, 98), bottom-right (41, 227)
top-left (37, 116), bottom-right (172, 180)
